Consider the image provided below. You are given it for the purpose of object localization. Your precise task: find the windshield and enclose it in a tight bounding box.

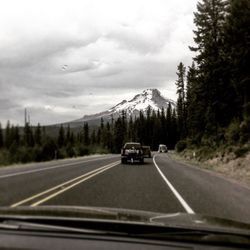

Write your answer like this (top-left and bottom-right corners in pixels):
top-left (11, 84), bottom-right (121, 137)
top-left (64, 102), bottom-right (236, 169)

top-left (124, 143), bottom-right (141, 149)
top-left (0, 0), bottom-right (249, 234)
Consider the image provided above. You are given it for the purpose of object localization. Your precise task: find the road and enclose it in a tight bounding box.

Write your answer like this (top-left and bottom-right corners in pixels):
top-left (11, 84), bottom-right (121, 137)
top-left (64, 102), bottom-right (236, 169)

top-left (1, 153), bottom-right (250, 223)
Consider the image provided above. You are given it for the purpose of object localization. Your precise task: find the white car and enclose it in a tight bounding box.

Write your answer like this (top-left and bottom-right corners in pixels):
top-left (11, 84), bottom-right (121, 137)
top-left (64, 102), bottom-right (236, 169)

top-left (158, 144), bottom-right (168, 153)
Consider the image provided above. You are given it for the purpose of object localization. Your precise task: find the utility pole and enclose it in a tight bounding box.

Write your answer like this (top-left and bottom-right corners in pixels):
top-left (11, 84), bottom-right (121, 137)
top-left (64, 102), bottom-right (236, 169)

top-left (24, 108), bottom-right (31, 126)
top-left (24, 108), bottom-right (27, 126)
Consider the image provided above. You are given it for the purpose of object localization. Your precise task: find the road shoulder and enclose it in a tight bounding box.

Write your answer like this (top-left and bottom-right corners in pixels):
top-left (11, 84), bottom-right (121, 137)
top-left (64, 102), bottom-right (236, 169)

top-left (168, 151), bottom-right (250, 191)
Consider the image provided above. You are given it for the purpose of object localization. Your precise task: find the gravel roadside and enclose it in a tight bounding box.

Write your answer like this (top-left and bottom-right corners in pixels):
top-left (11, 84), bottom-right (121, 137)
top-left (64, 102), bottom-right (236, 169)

top-left (168, 151), bottom-right (250, 188)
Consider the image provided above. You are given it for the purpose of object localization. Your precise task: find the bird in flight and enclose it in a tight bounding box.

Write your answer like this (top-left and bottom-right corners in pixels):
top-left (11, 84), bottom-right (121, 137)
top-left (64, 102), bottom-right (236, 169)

top-left (61, 64), bottom-right (68, 71)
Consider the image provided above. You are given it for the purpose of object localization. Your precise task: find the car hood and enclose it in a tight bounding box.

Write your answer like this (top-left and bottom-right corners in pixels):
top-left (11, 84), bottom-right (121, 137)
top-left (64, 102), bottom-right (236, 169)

top-left (0, 206), bottom-right (250, 235)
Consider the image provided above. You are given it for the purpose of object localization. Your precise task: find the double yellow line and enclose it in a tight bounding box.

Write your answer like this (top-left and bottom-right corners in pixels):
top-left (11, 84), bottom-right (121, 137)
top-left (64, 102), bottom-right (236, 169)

top-left (11, 161), bottom-right (120, 207)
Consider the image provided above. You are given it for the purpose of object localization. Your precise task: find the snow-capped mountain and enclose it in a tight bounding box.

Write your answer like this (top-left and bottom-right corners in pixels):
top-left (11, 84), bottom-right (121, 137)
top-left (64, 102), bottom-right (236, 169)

top-left (70, 89), bottom-right (175, 126)
top-left (108, 89), bottom-right (175, 115)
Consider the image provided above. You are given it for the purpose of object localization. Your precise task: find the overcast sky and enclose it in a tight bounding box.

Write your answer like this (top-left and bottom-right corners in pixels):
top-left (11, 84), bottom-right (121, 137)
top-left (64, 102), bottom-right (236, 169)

top-left (0, 0), bottom-right (198, 126)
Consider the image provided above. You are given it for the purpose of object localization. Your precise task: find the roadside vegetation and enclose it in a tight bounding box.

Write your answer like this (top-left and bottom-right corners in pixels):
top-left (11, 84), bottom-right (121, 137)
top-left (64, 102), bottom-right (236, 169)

top-left (0, 121), bottom-right (110, 166)
top-left (0, 106), bottom-right (179, 165)
top-left (169, 148), bottom-right (250, 187)
top-left (173, 0), bottom-right (250, 161)
top-left (170, 0), bottom-right (250, 186)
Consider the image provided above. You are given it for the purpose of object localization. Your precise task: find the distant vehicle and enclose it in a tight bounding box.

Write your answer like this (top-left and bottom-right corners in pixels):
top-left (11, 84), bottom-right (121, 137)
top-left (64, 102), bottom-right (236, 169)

top-left (158, 144), bottom-right (168, 153)
top-left (121, 142), bottom-right (144, 164)
top-left (142, 146), bottom-right (151, 158)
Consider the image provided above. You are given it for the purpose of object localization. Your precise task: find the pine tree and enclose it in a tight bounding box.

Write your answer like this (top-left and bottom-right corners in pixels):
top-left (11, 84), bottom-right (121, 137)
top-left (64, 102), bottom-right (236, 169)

top-left (100, 118), bottom-right (104, 130)
top-left (113, 117), bottom-right (124, 153)
top-left (24, 123), bottom-right (34, 147)
top-left (41, 137), bottom-right (58, 161)
top-left (70, 132), bottom-right (75, 145)
top-left (190, 0), bottom-right (229, 136)
top-left (14, 126), bottom-right (20, 146)
top-left (165, 104), bottom-right (172, 147)
top-left (90, 129), bottom-right (96, 144)
top-left (175, 62), bottom-right (186, 139)
top-left (160, 114), bottom-right (166, 145)
top-left (5, 121), bottom-right (11, 148)
top-left (152, 114), bottom-right (161, 150)
top-left (42, 126), bottom-right (46, 144)
top-left (0, 123), bottom-right (3, 148)
top-left (57, 125), bottom-right (65, 147)
top-left (137, 111), bottom-right (145, 145)
top-left (185, 62), bottom-right (204, 141)
top-left (170, 109), bottom-right (178, 148)
top-left (96, 128), bottom-right (101, 144)
top-left (10, 125), bottom-right (16, 145)
top-left (34, 123), bottom-right (42, 146)
top-left (224, 0), bottom-right (250, 122)
top-left (105, 122), bottom-right (113, 150)
top-left (83, 122), bottom-right (90, 146)
top-left (90, 129), bottom-right (96, 145)
top-left (99, 118), bottom-right (106, 146)
top-left (127, 116), bottom-right (135, 142)
top-left (65, 125), bottom-right (71, 145)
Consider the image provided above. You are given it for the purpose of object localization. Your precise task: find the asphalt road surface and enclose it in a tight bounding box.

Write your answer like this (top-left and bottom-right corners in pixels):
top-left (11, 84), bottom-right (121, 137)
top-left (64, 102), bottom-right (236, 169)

top-left (1, 153), bottom-right (250, 223)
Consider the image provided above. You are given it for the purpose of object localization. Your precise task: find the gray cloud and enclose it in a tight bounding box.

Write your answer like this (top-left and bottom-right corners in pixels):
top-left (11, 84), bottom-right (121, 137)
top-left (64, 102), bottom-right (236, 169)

top-left (0, 98), bottom-right (19, 111)
top-left (105, 27), bottom-right (166, 54)
top-left (63, 62), bottom-right (98, 74)
top-left (0, 0), bottom-right (197, 126)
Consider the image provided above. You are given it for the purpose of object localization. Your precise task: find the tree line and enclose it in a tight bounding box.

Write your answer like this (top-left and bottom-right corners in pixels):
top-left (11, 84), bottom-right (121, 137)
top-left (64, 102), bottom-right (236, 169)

top-left (0, 120), bottom-right (109, 165)
top-left (174, 0), bottom-right (249, 152)
top-left (103, 106), bottom-right (178, 153)
top-left (0, 104), bottom-right (179, 164)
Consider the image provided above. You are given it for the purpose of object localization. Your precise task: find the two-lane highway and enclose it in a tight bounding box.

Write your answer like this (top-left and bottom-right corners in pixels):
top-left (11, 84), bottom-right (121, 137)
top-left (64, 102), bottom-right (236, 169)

top-left (0, 155), bottom-right (120, 206)
top-left (1, 153), bottom-right (250, 223)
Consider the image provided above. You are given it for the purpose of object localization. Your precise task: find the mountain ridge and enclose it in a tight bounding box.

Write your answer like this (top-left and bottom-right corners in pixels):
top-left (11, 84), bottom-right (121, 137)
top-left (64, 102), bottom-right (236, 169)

top-left (67, 89), bottom-right (175, 127)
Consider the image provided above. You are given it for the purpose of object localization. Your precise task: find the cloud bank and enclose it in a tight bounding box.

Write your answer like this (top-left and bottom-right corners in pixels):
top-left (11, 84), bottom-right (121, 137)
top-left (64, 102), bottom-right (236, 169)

top-left (0, 0), bottom-right (197, 125)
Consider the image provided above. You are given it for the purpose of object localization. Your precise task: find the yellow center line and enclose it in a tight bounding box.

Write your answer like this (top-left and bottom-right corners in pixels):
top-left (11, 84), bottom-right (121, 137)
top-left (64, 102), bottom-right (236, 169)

top-left (1, 156), bottom-right (117, 179)
top-left (11, 161), bottom-right (120, 207)
top-left (31, 162), bottom-right (119, 207)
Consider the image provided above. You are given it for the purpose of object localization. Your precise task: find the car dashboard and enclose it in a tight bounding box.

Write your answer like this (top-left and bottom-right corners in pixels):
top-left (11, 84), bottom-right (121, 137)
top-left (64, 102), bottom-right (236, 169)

top-left (0, 228), bottom-right (249, 250)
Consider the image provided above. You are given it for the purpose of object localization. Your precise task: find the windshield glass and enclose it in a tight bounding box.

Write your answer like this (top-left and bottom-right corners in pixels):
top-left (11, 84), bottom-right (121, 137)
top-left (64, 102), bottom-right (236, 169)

top-left (124, 143), bottom-right (141, 149)
top-left (0, 0), bottom-right (249, 232)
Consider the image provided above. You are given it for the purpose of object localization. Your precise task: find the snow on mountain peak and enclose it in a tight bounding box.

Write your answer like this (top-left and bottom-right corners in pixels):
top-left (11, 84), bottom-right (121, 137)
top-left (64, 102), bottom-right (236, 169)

top-left (132, 88), bottom-right (161, 102)
top-left (74, 89), bottom-right (175, 124)
top-left (109, 88), bottom-right (174, 114)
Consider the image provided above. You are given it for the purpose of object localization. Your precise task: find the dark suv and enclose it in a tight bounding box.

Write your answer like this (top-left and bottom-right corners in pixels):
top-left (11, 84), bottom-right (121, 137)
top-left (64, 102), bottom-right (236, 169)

top-left (121, 142), bottom-right (144, 164)
top-left (142, 146), bottom-right (151, 158)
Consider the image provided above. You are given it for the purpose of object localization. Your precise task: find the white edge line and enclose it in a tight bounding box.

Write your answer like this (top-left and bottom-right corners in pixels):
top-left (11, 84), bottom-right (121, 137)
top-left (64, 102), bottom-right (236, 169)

top-left (153, 155), bottom-right (195, 214)
top-left (31, 162), bottom-right (119, 207)
top-left (0, 156), bottom-right (115, 179)
top-left (11, 161), bottom-right (120, 207)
